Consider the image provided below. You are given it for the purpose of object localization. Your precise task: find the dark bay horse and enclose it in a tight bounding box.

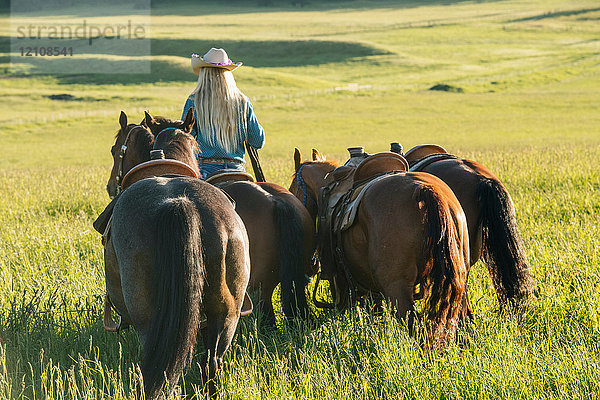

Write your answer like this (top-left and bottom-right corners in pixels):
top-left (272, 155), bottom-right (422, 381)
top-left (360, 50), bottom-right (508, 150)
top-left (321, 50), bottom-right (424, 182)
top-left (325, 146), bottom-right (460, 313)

top-left (102, 113), bottom-right (250, 399)
top-left (403, 145), bottom-right (534, 310)
top-left (108, 111), bottom-right (315, 325)
top-left (289, 148), bottom-right (470, 343)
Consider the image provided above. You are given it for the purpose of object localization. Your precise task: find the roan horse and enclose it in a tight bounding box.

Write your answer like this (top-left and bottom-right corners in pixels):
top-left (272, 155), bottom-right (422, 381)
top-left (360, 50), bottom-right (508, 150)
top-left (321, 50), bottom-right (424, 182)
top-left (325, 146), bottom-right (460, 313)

top-left (138, 110), bottom-right (316, 324)
top-left (289, 148), bottom-right (470, 343)
top-left (99, 112), bottom-right (250, 399)
top-left (401, 144), bottom-right (534, 311)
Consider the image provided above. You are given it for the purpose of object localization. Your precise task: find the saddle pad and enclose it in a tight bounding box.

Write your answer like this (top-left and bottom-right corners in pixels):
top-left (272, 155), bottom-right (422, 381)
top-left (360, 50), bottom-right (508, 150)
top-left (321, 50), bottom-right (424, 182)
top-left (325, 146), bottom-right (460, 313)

top-left (337, 173), bottom-right (400, 232)
top-left (404, 144), bottom-right (448, 165)
top-left (121, 159), bottom-right (198, 190)
top-left (205, 170), bottom-right (255, 185)
top-left (353, 152), bottom-right (408, 184)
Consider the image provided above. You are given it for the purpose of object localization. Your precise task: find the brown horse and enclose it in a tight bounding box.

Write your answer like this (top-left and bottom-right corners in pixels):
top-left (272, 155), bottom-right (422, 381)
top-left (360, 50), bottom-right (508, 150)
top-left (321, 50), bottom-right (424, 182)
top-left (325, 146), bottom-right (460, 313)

top-left (289, 148), bottom-right (470, 342)
top-left (402, 145), bottom-right (534, 311)
top-left (101, 113), bottom-right (250, 399)
top-left (107, 111), bottom-right (315, 325)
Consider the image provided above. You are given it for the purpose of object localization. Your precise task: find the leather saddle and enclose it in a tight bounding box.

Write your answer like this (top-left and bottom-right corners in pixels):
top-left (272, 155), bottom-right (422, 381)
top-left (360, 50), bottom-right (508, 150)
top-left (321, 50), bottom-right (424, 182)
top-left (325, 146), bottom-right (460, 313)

top-left (317, 152), bottom-right (408, 280)
top-left (403, 144), bottom-right (459, 171)
top-left (121, 159), bottom-right (198, 191)
top-left (353, 152), bottom-right (408, 183)
top-left (93, 159), bottom-right (199, 236)
top-left (327, 152), bottom-right (409, 231)
top-left (205, 169), bottom-right (255, 185)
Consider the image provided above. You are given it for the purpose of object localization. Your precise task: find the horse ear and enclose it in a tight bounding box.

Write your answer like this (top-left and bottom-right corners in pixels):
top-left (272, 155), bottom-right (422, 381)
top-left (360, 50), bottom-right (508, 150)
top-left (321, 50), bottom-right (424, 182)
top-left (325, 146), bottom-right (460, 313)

top-left (312, 148), bottom-right (324, 161)
top-left (182, 108), bottom-right (195, 133)
top-left (294, 148), bottom-right (302, 172)
top-left (119, 111), bottom-right (127, 130)
top-left (143, 110), bottom-right (154, 127)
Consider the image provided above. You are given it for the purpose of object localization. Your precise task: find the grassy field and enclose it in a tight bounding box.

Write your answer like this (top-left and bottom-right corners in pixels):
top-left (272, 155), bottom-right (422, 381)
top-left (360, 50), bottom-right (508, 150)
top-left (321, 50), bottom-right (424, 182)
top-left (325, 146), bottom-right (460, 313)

top-left (1, 0), bottom-right (599, 398)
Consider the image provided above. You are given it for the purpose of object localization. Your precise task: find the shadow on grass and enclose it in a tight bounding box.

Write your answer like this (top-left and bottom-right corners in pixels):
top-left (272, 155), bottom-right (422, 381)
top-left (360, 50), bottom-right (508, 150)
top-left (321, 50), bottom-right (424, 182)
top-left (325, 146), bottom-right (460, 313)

top-left (2, 37), bottom-right (387, 85)
top-left (148, 0), bottom-right (504, 16)
top-left (8, 0), bottom-right (505, 18)
top-left (510, 7), bottom-right (600, 22)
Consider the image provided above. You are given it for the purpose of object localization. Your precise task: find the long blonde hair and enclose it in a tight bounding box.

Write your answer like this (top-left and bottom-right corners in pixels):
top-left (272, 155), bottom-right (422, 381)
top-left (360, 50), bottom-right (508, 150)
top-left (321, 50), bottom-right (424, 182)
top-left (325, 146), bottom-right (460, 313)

top-left (191, 68), bottom-right (247, 153)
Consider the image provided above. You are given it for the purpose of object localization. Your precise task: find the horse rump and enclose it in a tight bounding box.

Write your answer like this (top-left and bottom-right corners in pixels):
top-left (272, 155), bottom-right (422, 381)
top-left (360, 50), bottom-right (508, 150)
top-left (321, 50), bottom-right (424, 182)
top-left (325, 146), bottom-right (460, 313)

top-left (142, 196), bottom-right (204, 400)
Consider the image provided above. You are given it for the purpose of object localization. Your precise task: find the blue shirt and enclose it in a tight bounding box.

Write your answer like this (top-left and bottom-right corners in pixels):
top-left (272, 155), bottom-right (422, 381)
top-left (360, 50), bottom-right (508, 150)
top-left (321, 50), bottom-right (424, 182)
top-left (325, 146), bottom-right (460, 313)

top-left (181, 95), bottom-right (266, 163)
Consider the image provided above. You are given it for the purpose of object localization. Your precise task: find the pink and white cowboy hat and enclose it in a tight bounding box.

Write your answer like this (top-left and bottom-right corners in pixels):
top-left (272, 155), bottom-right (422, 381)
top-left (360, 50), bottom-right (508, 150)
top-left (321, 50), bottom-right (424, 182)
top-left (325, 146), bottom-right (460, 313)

top-left (191, 48), bottom-right (242, 74)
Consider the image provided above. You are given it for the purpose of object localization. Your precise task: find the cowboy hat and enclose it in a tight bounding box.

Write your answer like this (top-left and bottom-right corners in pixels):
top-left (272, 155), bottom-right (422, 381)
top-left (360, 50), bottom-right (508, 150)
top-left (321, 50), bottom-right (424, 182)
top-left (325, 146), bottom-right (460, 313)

top-left (191, 48), bottom-right (242, 74)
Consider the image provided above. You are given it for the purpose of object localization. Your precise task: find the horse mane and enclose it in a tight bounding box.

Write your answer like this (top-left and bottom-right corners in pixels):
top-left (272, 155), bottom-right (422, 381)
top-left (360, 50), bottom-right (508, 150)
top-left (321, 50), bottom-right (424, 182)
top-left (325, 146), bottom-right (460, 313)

top-left (151, 115), bottom-right (177, 125)
top-left (154, 129), bottom-right (201, 175)
top-left (155, 129), bottom-right (199, 157)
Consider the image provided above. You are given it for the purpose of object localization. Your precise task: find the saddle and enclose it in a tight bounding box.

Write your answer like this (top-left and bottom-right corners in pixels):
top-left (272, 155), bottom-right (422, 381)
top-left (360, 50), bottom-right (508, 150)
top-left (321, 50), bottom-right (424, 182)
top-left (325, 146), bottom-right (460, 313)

top-left (93, 159), bottom-right (199, 237)
top-left (121, 159), bottom-right (198, 191)
top-left (205, 169), bottom-right (255, 185)
top-left (403, 144), bottom-right (459, 171)
top-left (403, 144), bottom-right (448, 165)
top-left (317, 152), bottom-right (408, 284)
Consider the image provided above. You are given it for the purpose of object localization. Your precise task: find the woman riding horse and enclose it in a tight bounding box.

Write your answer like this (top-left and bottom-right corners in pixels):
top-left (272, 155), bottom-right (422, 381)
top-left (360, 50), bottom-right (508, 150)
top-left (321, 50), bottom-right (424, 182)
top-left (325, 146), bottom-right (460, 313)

top-left (108, 111), bottom-right (314, 325)
top-left (182, 47), bottom-right (265, 179)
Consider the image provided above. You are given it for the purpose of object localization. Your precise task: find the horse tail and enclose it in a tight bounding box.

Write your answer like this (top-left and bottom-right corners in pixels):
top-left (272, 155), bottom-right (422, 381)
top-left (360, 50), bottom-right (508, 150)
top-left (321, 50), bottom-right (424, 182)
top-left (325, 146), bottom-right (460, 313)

top-left (273, 196), bottom-right (310, 321)
top-left (477, 177), bottom-right (533, 308)
top-left (416, 185), bottom-right (467, 340)
top-left (142, 196), bottom-right (204, 400)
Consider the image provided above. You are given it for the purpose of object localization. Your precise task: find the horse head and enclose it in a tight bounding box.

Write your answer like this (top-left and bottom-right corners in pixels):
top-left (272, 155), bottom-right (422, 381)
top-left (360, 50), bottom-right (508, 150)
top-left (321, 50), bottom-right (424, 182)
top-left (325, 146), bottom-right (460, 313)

top-left (289, 147), bottom-right (338, 220)
top-left (142, 110), bottom-right (200, 176)
top-left (142, 109), bottom-right (195, 136)
top-left (107, 111), bottom-right (154, 198)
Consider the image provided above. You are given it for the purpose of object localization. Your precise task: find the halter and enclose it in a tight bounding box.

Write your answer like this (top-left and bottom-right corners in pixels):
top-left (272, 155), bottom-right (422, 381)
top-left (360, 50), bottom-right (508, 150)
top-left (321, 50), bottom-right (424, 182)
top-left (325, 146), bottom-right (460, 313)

top-left (114, 124), bottom-right (144, 197)
top-left (296, 163), bottom-right (317, 208)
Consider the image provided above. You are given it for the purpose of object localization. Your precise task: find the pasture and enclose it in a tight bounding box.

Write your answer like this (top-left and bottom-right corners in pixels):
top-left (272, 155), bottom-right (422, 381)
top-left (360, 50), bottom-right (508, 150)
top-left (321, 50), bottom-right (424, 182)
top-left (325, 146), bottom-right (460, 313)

top-left (1, 0), bottom-right (599, 398)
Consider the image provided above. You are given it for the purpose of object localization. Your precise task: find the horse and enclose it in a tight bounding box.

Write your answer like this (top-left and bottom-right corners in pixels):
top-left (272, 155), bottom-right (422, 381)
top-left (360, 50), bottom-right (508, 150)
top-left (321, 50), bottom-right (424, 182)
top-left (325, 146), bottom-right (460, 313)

top-left (108, 110), bottom-right (316, 325)
top-left (289, 148), bottom-right (470, 343)
top-left (402, 145), bottom-right (534, 311)
top-left (100, 112), bottom-right (251, 399)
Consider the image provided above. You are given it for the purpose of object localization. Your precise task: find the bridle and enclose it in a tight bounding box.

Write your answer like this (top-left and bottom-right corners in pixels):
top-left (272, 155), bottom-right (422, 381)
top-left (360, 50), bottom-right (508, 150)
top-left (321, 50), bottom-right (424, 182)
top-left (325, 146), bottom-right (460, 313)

top-left (114, 124), bottom-right (144, 197)
top-left (296, 163), bottom-right (318, 209)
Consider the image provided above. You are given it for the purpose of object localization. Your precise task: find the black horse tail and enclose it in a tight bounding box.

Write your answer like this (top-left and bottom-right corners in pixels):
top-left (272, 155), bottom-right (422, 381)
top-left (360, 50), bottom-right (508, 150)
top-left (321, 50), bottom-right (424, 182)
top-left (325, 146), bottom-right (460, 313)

top-left (477, 177), bottom-right (533, 309)
top-left (273, 196), bottom-right (310, 321)
top-left (416, 185), bottom-right (467, 341)
top-left (142, 196), bottom-right (204, 400)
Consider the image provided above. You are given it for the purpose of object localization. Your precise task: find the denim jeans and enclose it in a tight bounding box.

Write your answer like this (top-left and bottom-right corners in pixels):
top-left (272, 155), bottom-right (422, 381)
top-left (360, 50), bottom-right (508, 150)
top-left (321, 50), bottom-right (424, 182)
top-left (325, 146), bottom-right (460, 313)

top-left (199, 161), bottom-right (245, 180)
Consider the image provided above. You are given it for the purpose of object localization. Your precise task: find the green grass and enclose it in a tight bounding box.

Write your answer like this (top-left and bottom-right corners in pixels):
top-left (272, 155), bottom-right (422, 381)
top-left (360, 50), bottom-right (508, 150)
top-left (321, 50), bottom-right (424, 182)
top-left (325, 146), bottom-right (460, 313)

top-left (1, 0), bottom-right (600, 398)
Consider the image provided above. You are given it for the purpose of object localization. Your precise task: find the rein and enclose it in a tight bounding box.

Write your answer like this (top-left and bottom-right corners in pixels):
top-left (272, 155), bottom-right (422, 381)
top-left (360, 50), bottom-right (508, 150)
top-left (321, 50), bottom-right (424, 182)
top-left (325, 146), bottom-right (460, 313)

top-left (152, 127), bottom-right (178, 151)
top-left (296, 164), bottom-right (317, 208)
top-left (114, 124), bottom-right (144, 197)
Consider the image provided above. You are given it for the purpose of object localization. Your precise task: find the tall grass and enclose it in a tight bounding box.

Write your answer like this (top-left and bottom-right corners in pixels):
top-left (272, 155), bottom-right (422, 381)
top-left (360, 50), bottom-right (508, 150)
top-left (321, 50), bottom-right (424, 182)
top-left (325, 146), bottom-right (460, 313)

top-left (1, 0), bottom-right (599, 398)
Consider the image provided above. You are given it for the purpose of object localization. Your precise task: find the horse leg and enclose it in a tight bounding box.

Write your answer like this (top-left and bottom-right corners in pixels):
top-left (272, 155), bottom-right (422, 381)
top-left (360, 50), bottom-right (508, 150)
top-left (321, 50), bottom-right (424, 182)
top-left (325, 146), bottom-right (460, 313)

top-left (103, 236), bottom-right (132, 328)
top-left (201, 310), bottom-right (240, 397)
top-left (379, 278), bottom-right (417, 334)
top-left (260, 283), bottom-right (277, 327)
